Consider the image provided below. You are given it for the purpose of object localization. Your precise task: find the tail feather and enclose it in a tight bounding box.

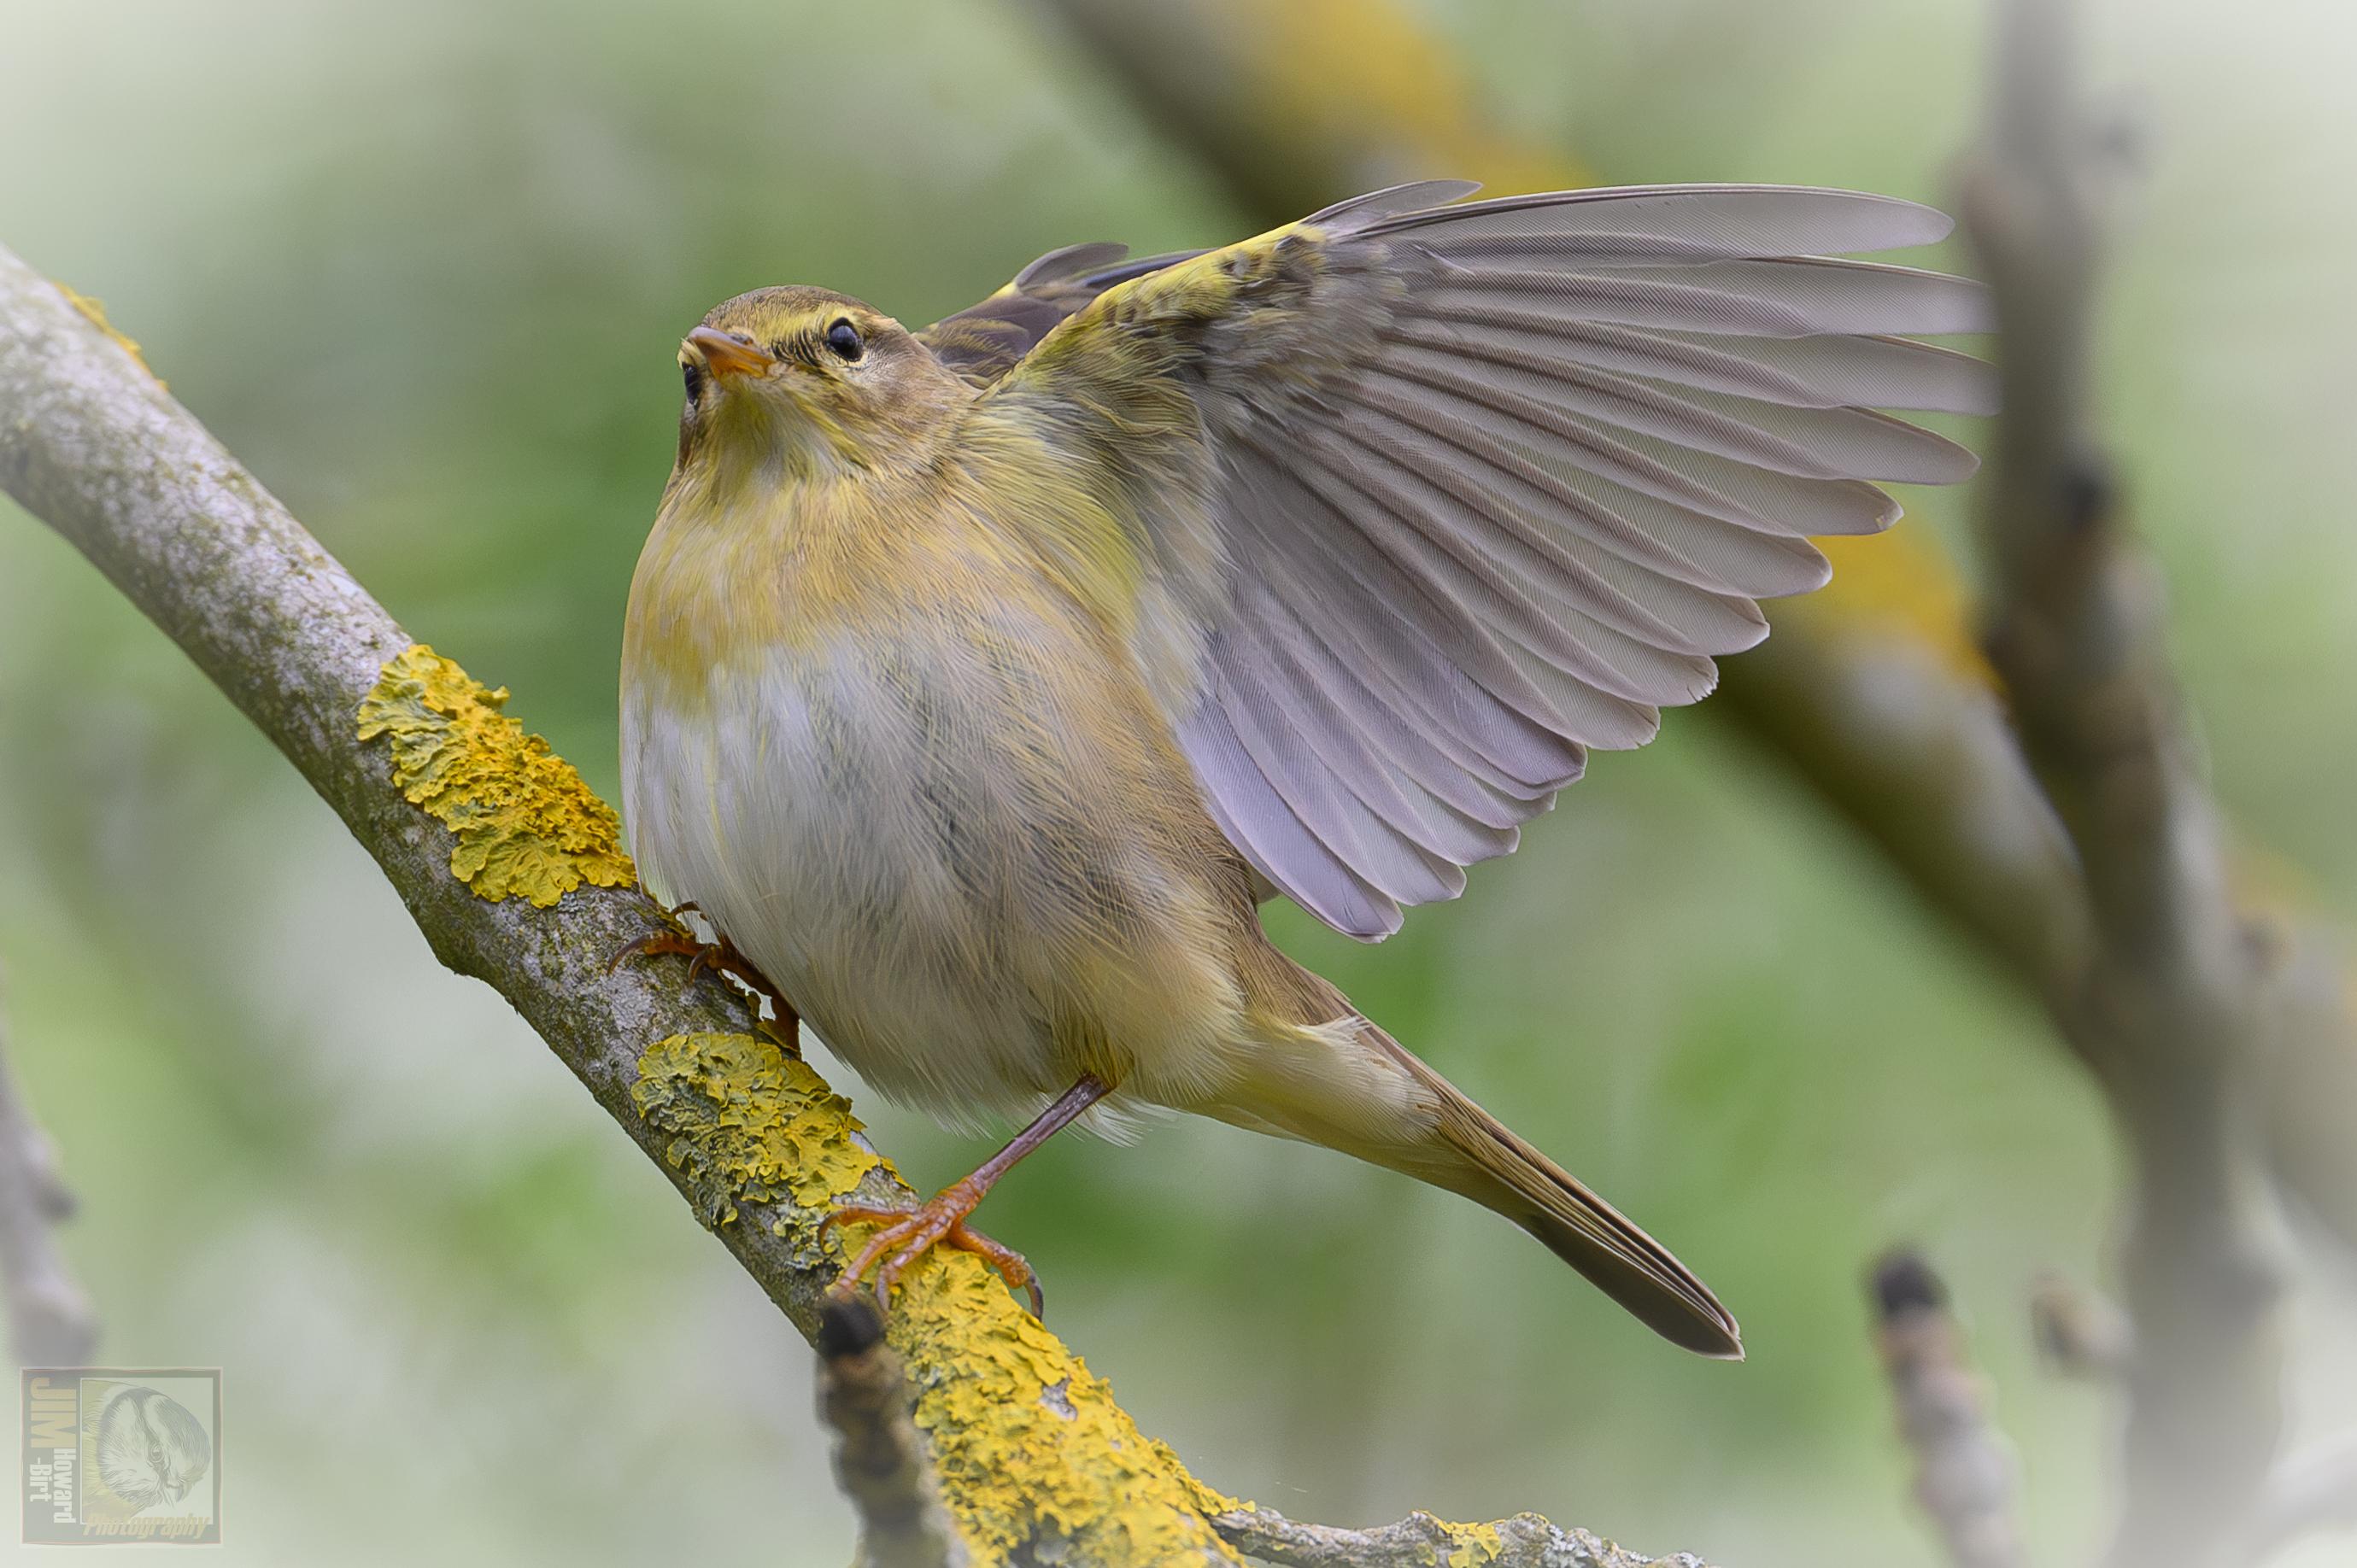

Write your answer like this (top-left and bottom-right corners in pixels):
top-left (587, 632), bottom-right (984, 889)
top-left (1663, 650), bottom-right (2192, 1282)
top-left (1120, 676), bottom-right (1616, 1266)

top-left (1380, 1037), bottom-right (1744, 1359)
top-left (1224, 947), bottom-right (1741, 1358)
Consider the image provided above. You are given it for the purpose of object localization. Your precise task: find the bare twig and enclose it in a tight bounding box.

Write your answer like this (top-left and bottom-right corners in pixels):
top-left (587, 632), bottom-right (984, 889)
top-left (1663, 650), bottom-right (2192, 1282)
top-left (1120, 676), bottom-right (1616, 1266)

top-left (819, 1294), bottom-right (966, 1568)
top-left (0, 962), bottom-right (97, 1367)
top-left (1869, 1250), bottom-right (2026, 1568)
top-left (1963, 0), bottom-right (2287, 1559)
top-left (1209, 1506), bottom-right (1709, 1568)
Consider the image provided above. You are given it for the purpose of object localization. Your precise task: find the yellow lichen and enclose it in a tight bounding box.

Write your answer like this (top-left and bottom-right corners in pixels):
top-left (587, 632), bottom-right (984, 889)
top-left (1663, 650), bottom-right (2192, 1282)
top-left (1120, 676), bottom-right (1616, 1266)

top-left (54, 281), bottom-right (165, 388)
top-left (630, 1031), bottom-right (881, 1227)
top-left (1441, 1517), bottom-right (1506, 1565)
top-left (888, 1255), bottom-right (1240, 1564)
top-left (629, 1029), bottom-right (1237, 1564)
top-left (357, 645), bottom-right (634, 905)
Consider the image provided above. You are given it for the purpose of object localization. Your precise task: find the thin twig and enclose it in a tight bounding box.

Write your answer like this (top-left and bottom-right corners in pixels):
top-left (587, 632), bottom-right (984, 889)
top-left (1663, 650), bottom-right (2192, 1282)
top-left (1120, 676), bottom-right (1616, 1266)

top-left (1868, 1249), bottom-right (2026, 1568)
top-left (818, 1294), bottom-right (967, 1568)
top-left (1209, 1506), bottom-right (1709, 1568)
top-left (0, 962), bottom-right (97, 1367)
top-left (1963, 0), bottom-right (2286, 1559)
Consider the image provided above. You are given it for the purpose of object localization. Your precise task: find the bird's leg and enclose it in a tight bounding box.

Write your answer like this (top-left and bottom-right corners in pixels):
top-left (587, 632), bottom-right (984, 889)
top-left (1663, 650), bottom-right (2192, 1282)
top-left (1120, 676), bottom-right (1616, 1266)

top-left (608, 899), bottom-right (800, 1042)
top-left (823, 1074), bottom-right (1111, 1319)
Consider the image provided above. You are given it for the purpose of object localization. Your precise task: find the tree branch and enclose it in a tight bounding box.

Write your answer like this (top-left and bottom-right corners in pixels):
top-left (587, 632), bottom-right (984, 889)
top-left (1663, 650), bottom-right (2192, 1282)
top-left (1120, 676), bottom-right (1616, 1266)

top-left (0, 242), bottom-right (1709, 1565)
top-left (1209, 1506), bottom-right (1707, 1568)
top-left (0, 962), bottom-right (97, 1368)
top-left (1961, 0), bottom-right (2285, 1558)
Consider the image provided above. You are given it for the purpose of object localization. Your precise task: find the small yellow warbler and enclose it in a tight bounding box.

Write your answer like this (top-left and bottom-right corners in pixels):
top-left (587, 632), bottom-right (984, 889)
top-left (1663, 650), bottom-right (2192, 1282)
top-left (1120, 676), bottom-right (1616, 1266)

top-left (620, 181), bottom-right (1989, 1357)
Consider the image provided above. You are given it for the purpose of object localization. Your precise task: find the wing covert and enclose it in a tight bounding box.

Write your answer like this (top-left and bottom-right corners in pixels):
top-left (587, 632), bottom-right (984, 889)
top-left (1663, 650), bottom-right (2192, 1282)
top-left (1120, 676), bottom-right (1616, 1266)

top-left (916, 243), bottom-right (1204, 383)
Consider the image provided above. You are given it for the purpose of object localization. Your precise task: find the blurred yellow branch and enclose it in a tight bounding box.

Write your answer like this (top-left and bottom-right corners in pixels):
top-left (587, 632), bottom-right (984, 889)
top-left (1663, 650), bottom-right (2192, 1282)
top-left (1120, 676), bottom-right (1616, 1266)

top-left (1035, 0), bottom-right (1585, 219)
top-left (0, 243), bottom-right (1713, 1568)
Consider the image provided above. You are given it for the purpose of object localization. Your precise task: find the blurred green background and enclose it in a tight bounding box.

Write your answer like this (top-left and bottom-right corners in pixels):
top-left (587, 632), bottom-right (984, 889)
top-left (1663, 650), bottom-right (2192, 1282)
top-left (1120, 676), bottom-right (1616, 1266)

top-left (3, 0), bottom-right (2354, 1563)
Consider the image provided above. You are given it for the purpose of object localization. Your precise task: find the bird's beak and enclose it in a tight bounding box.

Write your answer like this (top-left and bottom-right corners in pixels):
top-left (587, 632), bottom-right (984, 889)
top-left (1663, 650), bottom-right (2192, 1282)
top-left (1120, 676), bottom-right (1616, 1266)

top-left (685, 325), bottom-right (771, 383)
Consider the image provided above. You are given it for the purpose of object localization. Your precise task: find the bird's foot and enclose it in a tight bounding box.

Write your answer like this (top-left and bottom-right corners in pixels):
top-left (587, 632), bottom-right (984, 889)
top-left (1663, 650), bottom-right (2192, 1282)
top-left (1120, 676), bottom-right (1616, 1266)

top-left (608, 900), bottom-right (799, 1044)
top-left (821, 1181), bottom-right (1044, 1319)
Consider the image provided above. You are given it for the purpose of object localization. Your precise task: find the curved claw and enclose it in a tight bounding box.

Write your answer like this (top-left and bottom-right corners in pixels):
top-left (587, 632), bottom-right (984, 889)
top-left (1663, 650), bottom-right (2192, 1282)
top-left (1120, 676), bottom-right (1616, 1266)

top-left (941, 1221), bottom-right (1045, 1319)
top-left (607, 898), bottom-right (701, 974)
top-left (822, 1191), bottom-right (1044, 1318)
top-left (607, 907), bottom-right (798, 1039)
top-left (606, 926), bottom-right (683, 976)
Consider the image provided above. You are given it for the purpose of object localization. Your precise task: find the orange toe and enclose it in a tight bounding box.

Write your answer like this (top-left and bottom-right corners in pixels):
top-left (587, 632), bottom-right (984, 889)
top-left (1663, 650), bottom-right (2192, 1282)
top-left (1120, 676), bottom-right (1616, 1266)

top-left (940, 1222), bottom-right (1044, 1318)
top-left (823, 1182), bottom-right (1040, 1315)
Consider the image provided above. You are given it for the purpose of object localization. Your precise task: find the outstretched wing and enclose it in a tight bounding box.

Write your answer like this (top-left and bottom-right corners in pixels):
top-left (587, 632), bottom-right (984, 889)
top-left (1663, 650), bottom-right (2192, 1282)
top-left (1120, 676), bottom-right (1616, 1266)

top-left (917, 242), bottom-right (1203, 383)
top-left (983, 182), bottom-right (1994, 940)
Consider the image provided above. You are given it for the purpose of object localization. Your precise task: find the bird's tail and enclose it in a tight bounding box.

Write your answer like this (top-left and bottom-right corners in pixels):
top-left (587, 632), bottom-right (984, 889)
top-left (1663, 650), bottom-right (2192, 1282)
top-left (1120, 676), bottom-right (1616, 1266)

top-left (1368, 1031), bottom-right (1744, 1360)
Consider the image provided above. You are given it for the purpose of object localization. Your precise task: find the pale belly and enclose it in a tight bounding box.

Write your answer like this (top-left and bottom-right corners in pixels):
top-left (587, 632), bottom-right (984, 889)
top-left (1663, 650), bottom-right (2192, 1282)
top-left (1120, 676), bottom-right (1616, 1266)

top-left (619, 615), bottom-right (1255, 1127)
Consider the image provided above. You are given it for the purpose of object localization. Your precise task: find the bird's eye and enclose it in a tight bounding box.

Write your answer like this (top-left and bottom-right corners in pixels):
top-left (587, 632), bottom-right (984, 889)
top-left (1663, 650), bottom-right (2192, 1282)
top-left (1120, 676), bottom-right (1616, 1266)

top-left (682, 360), bottom-right (706, 404)
top-left (825, 319), bottom-right (864, 361)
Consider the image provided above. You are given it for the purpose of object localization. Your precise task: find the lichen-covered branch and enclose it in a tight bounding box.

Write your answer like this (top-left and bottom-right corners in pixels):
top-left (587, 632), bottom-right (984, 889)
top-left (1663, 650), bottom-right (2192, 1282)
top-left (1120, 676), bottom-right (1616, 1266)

top-left (0, 963), bottom-right (97, 1368)
top-left (1961, 1), bottom-right (2286, 1559)
top-left (1868, 1250), bottom-right (2026, 1568)
top-left (0, 243), bottom-right (1702, 1565)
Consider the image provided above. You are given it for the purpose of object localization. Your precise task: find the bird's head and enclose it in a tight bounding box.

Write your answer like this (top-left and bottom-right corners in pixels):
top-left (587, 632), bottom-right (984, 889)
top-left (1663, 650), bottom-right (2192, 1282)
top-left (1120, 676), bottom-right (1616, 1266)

top-left (672, 286), bottom-right (966, 486)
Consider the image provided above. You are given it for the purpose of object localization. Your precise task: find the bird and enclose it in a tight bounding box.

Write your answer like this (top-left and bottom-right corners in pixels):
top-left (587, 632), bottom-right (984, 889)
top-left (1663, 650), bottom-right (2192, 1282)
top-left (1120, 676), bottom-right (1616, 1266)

top-left (89, 1384), bottom-right (212, 1514)
top-left (619, 180), bottom-right (1991, 1358)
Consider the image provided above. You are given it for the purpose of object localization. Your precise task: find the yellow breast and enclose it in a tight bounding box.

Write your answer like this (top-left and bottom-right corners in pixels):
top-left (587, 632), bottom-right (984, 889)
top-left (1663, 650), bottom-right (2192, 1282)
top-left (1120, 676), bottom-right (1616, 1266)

top-left (624, 411), bottom-right (1169, 711)
top-left (618, 407), bottom-right (1260, 1122)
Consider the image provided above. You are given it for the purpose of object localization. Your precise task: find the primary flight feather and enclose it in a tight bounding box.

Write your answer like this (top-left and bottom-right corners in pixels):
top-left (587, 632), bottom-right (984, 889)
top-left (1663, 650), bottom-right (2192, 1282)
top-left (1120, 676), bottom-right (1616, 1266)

top-left (620, 182), bottom-right (1989, 1358)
